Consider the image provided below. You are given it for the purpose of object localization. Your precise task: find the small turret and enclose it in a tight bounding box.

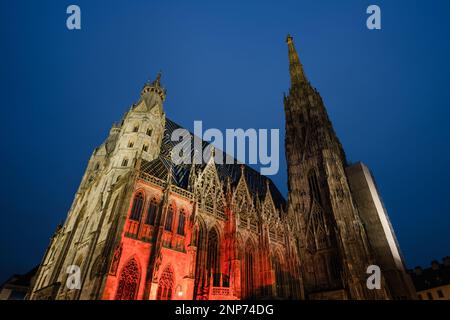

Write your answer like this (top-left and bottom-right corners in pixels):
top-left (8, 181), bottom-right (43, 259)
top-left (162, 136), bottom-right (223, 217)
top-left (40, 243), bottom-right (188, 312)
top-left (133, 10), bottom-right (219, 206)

top-left (140, 72), bottom-right (166, 110)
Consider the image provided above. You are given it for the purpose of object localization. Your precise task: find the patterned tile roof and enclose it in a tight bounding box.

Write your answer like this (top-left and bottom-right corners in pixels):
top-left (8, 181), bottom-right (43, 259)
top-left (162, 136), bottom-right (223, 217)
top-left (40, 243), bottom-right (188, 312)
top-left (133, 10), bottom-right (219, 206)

top-left (139, 118), bottom-right (287, 209)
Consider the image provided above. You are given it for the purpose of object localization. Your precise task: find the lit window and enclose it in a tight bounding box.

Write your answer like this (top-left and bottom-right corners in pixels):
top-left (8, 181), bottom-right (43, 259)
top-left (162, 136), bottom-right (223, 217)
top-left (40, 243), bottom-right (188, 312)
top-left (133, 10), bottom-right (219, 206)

top-left (130, 193), bottom-right (144, 221)
top-left (146, 199), bottom-right (158, 225)
top-left (177, 210), bottom-right (186, 235)
top-left (165, 206), bottom-right (174, 231)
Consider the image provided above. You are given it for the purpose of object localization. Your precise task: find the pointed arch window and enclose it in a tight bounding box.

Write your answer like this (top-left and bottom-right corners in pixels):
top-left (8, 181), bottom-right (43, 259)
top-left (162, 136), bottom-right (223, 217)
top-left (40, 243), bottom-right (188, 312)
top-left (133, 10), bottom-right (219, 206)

top-left (133, 124), bottom-right (139, 132)
top-left (165, 205), bottom-right (174, 231)
top-left (273, 254), bottom-right (285, 298)
top-left (121, 158), bottom-right (129, 167)
top-left (193, 220), bottom-right (207, 299)
top-left (243, 240), bottom-right (256, 298)
top-left (130, 193), bottom-right (144, 221)
top-left (207, 228), bottom-right (220, 287)
top-left (177, 209), bottom-right (186, 235)
top-left (308, 169), bottom-right (322, 204)
top-left (146, 198), bottom-right (158, 225)
top-left (115, 258), bottom-right (140, 300)
top-left (156, 265), bottom-right (174, 300)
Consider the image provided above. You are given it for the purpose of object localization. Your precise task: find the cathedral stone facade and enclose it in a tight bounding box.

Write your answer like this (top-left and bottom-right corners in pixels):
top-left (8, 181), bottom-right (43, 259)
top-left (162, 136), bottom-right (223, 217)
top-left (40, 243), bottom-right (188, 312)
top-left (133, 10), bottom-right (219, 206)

top-left (29, 36), bottom-right (415, 300)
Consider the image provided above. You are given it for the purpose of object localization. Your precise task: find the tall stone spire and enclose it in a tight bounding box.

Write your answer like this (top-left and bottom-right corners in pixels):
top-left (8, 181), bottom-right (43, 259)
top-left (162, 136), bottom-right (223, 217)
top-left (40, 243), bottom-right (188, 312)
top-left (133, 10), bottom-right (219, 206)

top-left (286, 34), bottom-right (308, 87)
top-left (284, 34), bottom-right (390, 300)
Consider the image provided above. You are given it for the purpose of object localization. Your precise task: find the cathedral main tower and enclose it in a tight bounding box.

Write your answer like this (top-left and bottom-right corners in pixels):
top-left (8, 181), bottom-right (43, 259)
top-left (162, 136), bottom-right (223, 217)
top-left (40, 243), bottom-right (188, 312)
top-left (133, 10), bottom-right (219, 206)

top-left (283, 35), bottom-right (389, 300)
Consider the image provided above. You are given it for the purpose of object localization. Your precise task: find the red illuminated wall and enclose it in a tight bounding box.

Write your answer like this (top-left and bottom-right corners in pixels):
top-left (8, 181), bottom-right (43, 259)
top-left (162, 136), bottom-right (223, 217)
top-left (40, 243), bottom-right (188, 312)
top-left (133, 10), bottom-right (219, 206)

top-left (102, 179), bottom-right (299, 300)
top-left (102, 180), bottom-right (196, 300)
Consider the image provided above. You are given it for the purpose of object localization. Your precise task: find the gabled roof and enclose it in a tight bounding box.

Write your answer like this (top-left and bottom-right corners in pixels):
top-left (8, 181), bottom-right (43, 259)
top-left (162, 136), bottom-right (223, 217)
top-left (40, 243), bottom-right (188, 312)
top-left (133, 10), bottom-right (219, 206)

top-left (140, 118), bottom-right (286, 209)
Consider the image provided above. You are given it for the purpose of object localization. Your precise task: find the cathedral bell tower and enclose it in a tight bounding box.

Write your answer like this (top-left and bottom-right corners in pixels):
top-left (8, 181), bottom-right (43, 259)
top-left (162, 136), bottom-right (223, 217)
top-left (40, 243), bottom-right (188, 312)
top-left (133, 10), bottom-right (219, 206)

top-left (111, 72), bottom-right (166, 175)
top-left (284, 35), bottom-right (388, 300)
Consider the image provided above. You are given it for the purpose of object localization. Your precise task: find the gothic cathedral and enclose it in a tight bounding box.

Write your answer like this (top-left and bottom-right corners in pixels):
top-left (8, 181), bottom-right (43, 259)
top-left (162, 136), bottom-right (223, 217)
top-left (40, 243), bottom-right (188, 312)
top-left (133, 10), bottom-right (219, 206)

top-left (29, 36), bottom-right (415, 300)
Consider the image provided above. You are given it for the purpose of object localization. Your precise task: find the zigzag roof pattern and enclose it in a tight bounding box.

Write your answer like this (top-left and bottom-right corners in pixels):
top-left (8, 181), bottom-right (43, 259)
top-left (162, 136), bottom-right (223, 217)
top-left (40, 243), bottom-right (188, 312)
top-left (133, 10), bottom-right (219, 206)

top-left (139, 118), bottom-right (286, 210)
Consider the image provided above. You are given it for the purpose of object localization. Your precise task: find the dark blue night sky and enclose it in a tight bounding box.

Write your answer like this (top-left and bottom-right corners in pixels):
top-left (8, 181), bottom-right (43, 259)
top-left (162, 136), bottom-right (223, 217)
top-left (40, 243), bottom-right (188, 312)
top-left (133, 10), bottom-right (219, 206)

top-left (1, 0), bottom-right (450, 282)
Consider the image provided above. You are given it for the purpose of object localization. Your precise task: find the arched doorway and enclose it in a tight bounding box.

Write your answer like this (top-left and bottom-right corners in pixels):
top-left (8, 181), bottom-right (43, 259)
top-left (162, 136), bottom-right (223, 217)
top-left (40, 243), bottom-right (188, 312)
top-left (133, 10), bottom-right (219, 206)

top-left (115, 258), bottom-right (140, 300)
top-left (157, 265), bottom-right (174, 300)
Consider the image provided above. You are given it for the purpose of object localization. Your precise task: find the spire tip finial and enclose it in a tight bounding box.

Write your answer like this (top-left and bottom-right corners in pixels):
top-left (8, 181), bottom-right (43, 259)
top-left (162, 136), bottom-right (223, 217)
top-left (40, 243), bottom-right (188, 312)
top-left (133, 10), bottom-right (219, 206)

top-left (286, 32), bottom-right (307, 85)
top-left (153, 71), bottom-right (162, 86)
top-left (286, 34), bottom-right (293, 42)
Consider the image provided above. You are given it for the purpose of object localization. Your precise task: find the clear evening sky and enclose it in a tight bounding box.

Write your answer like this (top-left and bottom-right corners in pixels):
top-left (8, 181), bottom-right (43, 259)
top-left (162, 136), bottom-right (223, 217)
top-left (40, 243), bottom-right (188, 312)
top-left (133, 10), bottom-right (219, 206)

top-left (1, 0), bottom-right (449, 282)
